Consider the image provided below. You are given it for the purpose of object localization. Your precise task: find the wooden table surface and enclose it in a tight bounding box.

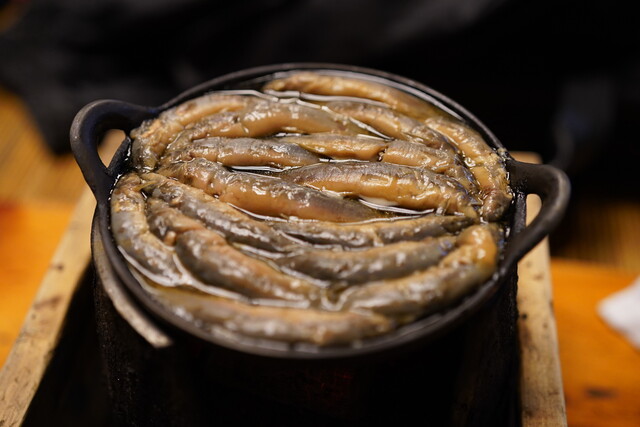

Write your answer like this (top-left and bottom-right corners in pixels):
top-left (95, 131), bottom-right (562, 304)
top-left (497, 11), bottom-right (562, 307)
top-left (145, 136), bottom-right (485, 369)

top-left (0, 87), bottom-right (638, 426)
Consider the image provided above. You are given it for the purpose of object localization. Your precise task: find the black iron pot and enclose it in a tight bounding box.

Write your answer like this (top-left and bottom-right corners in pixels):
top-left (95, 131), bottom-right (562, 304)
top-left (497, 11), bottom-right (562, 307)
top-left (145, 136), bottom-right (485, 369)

top-left (71, 63), bottom-right (570, 426)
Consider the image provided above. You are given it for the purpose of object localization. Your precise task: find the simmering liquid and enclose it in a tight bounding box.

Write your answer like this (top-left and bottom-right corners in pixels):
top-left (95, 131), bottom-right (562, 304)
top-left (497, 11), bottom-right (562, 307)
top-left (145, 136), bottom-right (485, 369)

top-left (109, 72), bottom-right (512, 346)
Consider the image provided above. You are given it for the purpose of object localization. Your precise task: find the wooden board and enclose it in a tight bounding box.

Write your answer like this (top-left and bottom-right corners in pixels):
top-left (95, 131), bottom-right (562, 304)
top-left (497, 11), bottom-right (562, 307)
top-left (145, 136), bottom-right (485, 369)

top-left (551, 259), bottom-right (640, 427)
top-left (0, 153), bottom-right (567, 426)
top-left (517, 193), bottom-right (567, 426)
top-left (0, 202), bottom-right (74, 366)
top-left (0, 191), bottom-right (95, 426)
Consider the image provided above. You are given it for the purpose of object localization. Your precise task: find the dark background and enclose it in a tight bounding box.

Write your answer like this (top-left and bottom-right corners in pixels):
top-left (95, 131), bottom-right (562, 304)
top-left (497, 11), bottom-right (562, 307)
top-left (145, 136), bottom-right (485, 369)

top-left (1, 0), bottom-right (639, 191)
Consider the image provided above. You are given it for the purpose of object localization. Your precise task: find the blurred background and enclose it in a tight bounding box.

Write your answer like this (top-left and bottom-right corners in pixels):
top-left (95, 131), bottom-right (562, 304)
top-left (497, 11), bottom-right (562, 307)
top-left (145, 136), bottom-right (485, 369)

top-left (0, 0), bottom-right (638, 425)
top-left (1, 0), bottom-right (638, 270)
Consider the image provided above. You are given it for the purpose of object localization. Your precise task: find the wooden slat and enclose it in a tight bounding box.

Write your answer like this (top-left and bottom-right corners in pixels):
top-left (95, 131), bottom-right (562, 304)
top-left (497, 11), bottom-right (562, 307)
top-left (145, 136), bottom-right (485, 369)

top-left (515, 153), bottom-right (567, 426)
top-left (0, 190), bottom-right (95, 426)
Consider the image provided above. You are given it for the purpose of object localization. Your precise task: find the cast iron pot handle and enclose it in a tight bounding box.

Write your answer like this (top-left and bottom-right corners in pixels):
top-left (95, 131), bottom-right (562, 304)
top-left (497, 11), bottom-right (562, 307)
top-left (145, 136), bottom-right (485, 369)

top-left (70, 100), bottom-right (157, 203)
top-left (500, 159), bottom-right (570, 276)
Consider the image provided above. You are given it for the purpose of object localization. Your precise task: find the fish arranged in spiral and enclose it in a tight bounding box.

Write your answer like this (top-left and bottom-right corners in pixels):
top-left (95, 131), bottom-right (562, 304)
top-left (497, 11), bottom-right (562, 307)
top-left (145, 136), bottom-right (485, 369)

top-left (267, 73), bottom-right (513, 219)
top-left (112, 72), bottom-right (511, 346)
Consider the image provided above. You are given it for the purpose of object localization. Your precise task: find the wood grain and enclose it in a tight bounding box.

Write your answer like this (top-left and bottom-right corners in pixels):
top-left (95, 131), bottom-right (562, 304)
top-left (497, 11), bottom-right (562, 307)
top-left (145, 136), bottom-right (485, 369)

top-left (513, 152), bottom-right (567, 427)
top-left (0, 202), bottom-right (73, 366)
top-left (0, 191), bottom-right (95, 427)
top-left (518, 195), bottom-right (567, 426)
top-left (0, 82), bottom-right (637, 424)
top-left (552, 259), bottom-right (640, 427)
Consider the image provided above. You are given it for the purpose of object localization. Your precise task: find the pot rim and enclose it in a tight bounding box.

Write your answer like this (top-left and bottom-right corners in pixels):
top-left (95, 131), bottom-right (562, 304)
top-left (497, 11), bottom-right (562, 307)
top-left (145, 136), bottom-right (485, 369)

top-left (72, 62), bottom-right (569, 360)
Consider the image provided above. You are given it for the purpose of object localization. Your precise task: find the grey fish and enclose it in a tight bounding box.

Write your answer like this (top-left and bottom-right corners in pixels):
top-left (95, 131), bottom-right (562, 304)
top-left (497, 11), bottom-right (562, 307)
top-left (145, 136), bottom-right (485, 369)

top-left (269, 214), bottom-right (474, 249)
top-left (162, 99), bottom-right (366, 156)
top-left (325, 101), bottom-right (457, 155)
top-left (149, 285), bottom-right (393, 346)
top-left (264, 72), bottom-right (449, 120)
top-left (275, 235), bottom-right (456, 284)
top-left (131, 94), bottom-right (253, 171)
top-left (160, 136), bottom-right (320, 168)
top-left (146, 198), bottom-right (320, 302)
top-left (110, 173), bottom-right (185, 284)
top-left (425, 117), bottom-right (512, 221)
top-left (264, 72), bottom-right (511, 221)
top-left (156, 158), bottom-right (381, 222)
top-left (140, 173), bottom-right (298, 253)
top-left (132, 94), bottom-right (365, 172)
top-left (339, 224), bottom-right (499, 317)
top-left (381, 139), bottom-right (477, 191)
top-left (279, 161), bottom-right (480, 218)
top-left (279, 134), bottom-right (387, 161)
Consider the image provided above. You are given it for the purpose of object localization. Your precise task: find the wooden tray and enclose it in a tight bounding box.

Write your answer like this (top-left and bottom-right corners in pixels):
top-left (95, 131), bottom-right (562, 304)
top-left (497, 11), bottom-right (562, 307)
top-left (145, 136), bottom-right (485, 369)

top-left (0, 154), bottom-right (567, 427)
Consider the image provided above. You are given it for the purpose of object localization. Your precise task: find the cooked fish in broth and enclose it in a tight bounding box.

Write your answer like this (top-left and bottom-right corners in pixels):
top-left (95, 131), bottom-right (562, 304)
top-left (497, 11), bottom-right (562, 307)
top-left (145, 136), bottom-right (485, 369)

top-left (111, 72), bottom-right (512, 346)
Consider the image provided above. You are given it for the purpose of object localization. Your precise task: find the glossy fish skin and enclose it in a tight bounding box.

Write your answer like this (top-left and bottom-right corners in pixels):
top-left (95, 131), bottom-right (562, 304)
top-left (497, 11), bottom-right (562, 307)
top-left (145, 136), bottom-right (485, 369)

top-left (269, 214), bottom-right (474, 249)
top-left (264, 72), bottom-right (448, 120)
top-left (325, 101), bottom-right (457, 155)
top-left (275, 235), bottom-right (456, 284)
top-left (110, 173), bottom-right (185, 284)
top-left (161, 112), bottom-right (254, 156)
top-left (160, 136), bottom-right (320, 168)
top-left (157, 158), bottom-right (380, 222)
top-left (238, 100), bottom-right (364, 136)
top-left (381, 139), bottom-right (477, 191)
top-left (340, 224), bottom-right (499, 317)
top-left (158, 99), bottom-right (362, 146)
top-left (424, 117), bottom-right (512, 221)
top-left (372, 214), bottom-right (474, 243)
top-left (279, 161), bottom-right (479, 218)
top-left (140, 173), bottom-right (298, 253)
top-left (150, 285), bottom-right (393, 346)
top-left (165, 100), bottom-right (364, 145)
top-left (279, 134), bottom-right (387, 161)
top-left (132, 94), bottom-right (364, 172)
top-left (113, 72), bottom-right (513, 346)
top-left (267, 74), bottom-right (510, 222)
top-left (131, 95), bottom-right (253, 171)
top-left (146, 198), bottom-right (319, 302)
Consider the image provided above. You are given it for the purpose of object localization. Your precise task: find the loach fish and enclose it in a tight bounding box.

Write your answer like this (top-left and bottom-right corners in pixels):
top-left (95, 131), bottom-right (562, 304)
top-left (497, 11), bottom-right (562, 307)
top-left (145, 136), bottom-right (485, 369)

top-left (156, 158), bottom-right (381, 222)
top-left (278, 134), bottom-right (388, 161)
top-left (381, 139), bottom-right (477, 191)
top-left (162, 99), bottom-right (365, 154)
top-left (268, 214), bottom-right (474, 249)
top-left (339, 224), bottom-right (500, 317)
top-left (424, 117), bottom-right (512, 221)
top-left (146, 198), bottom-right (320, 302)
top-left (274, 235), bottom-right (456, 284)
top-left (111, 71), bottom-right (512, 346)
top-left (279, 161), bottom-right (480, 218)
top-left (149, 284), bottom-right (393, 346)
top-left (131, 95), bottom-right (254, 171)
top-left (160, 136), bottom-right (320, 168)
top-left (265, 74), bottom-right (510, 221)
top-left (140, 173), bottom-right (299, 253)
top-left (132, 94), bottom-right (365, 171)
top-left (110, 173), bottom-right (186, 285)
top-left (264, 72), bottom-right (449, 120)
top-left (268, 73), bottom-right (511, 221)
top-left (325, 101), bottom-right (457, 155)
top-left (233, 100), bottom-right (364, 136)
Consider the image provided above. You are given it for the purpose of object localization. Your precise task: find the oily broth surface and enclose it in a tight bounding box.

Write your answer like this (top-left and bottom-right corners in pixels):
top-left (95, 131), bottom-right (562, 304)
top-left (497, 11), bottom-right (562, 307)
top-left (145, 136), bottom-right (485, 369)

top-left (110, 73), bottom-right (511, 346)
